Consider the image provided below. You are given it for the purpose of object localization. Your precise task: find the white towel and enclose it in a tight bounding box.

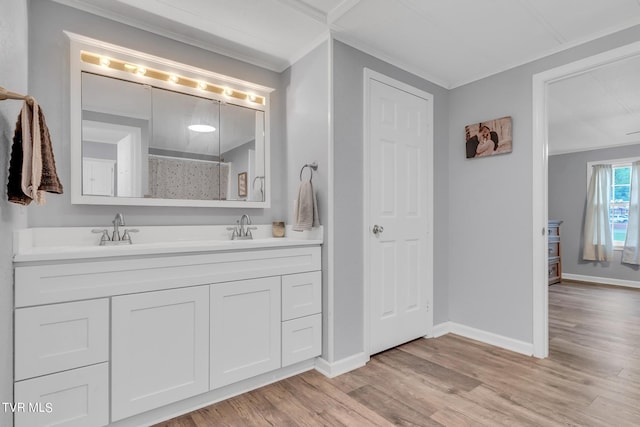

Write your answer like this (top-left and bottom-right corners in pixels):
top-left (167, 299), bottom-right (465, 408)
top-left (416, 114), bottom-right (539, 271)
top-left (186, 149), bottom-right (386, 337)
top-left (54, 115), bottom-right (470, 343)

top-left (293, 180), bottom-right (320, 231)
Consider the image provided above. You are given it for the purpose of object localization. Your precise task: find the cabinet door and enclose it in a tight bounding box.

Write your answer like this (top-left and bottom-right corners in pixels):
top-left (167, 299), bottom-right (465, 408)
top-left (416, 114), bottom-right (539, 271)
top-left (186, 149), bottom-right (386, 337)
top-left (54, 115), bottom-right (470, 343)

top-left (111, 286), bottom-right (209, 421)
top-left (14, 363), bottom-right (108, 427)
top-left (210, 277), bottom-right (281, 389)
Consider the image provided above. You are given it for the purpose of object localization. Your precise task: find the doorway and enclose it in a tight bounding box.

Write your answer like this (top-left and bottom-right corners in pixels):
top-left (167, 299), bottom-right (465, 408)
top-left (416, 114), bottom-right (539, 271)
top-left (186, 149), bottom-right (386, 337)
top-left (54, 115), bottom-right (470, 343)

top-left (532, 40), bottom-right (640, 358)
top-left (363, 69), bottom-right (434, 355)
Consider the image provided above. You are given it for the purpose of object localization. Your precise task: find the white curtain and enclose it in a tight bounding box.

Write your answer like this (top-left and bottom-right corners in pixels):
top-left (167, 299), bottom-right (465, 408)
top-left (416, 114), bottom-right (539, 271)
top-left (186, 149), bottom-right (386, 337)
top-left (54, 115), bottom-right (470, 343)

top-left (583, 164), bottom-right (613, 261)
top-left (622, 161), bottom-right (640, 265)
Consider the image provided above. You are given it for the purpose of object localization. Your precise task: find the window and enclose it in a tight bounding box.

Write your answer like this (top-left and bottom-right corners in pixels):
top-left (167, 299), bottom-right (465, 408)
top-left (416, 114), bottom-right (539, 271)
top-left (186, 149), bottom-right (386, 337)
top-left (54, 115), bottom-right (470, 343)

top-left (588, 157), bottom-right (640, 248)
top-left (611, 165), bottom-right (631, 246)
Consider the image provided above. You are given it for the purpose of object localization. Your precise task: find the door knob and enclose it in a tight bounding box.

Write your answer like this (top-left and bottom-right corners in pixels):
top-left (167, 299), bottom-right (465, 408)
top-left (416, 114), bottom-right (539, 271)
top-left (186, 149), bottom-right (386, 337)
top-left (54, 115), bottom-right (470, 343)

top-left (372, 224), bottom-right (384, 235)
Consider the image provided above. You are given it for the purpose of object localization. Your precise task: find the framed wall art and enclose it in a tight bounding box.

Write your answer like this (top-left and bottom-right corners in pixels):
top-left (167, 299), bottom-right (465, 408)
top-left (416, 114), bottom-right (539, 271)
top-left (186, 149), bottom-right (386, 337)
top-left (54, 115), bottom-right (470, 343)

top-left (238, 172), bottom-right (247, 197)
top-left (465, 116), bottom-right (512, 159)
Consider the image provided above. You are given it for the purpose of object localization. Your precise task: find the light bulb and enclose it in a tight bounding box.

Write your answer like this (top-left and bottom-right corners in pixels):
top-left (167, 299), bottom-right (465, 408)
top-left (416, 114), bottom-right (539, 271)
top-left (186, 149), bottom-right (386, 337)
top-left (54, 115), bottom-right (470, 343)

top-left (169, 74), bottom-right (179, 83)
top-left (198, 81), bottom-right (207, 90)
top-left (99, 57), bottom-right (110, 67)
top-left (136, 67), bottom-right (147, 76)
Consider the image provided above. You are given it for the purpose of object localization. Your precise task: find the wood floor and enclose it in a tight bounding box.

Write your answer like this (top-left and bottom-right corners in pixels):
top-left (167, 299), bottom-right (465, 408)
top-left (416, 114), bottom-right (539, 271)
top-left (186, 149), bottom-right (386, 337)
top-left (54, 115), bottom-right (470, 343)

top-left (155, 282), bottom-right (640, 426)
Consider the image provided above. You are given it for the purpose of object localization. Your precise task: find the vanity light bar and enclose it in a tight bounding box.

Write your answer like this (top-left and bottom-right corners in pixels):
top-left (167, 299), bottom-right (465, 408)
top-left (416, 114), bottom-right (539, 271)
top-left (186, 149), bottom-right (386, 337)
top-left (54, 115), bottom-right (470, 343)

top-left (81, 51), bottom-right (266, 105)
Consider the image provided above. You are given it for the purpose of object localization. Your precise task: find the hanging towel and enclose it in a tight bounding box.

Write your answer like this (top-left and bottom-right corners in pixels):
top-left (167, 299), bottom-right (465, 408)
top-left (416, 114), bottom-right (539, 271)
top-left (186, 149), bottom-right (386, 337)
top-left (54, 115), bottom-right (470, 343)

top-left (293, 180), bottom-right (320, 231)
top-left (7, 98), bottom-right (63, 205)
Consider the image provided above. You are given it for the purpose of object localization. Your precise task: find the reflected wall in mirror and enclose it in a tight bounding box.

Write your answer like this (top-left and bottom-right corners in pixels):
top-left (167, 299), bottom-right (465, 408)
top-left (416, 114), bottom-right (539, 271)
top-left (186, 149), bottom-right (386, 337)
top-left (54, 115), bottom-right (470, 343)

top-left (70, 32), bottom-right (273, 207)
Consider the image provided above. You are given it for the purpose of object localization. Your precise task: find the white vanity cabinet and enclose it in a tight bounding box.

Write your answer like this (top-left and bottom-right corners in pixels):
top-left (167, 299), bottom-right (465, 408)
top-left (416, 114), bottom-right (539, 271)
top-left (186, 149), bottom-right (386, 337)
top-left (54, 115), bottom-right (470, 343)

top-left (111, 285), bottom-right (210, 421)
top-left (13, 242), bottom-right (321, 427)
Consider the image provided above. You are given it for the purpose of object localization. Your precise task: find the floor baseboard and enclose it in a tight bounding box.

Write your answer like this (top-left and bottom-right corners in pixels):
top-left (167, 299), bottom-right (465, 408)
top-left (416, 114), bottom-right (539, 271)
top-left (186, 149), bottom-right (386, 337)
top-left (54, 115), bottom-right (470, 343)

top-left (427, 321), bottom-right (533, 356)
top-left (314, 353), bottom-right (369, 378)
top-left (562, 273), bottom-right (640, 289)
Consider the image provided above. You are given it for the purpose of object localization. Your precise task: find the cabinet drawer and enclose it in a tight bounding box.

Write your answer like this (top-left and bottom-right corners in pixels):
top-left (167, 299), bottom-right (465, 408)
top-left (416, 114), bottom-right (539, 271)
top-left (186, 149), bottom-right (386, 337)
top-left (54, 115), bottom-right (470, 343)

top-left (548, 242), bottom-right (559, 257)
top-left (282, 313), bottom-right (322, 367)
top-left (14, 362), bottom-right (109, 427)
top-left (282, 271), bottom-right (321, 321)
top-left (548, 226), bottom-right (559, 237)
top-left (15, 299), bottom-right (109, 381)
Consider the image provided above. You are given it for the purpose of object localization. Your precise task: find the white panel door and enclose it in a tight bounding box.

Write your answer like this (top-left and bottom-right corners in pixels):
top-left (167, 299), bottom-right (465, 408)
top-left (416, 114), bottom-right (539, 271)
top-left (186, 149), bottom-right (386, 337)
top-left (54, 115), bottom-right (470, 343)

top-left (111, 285), bottom-right (209, 421)
top-left (368, 75), bottom-right (432, 355)
top-left (82, 158), bottom-right (114, 196)
top-left (210, 277), bottom-right (281, 389)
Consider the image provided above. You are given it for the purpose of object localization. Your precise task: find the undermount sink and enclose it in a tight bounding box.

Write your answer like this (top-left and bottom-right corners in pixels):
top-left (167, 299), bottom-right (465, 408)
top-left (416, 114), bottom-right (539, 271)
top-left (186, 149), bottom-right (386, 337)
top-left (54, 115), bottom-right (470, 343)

top-left (13, 225), bottom-right (323, 262)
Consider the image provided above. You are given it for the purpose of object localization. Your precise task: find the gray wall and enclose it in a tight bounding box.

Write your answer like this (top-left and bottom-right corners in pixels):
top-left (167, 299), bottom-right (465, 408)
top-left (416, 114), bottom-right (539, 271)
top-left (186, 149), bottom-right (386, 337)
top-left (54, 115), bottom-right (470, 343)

top-left (223, 140), bottom-right (253, 199)
top-left (549, 144), bottom-right (640, 282)
top-left (332, 40), bottom-right (450, 360)
top-left (448, 24), bottom-right (640, 343)
top-left (83, 141), bottom-right (117, 160)
top-left (281, 41), bottom-right (330, 356)
top-left (0, 3), bottom-right (29, 425)
top-left (28, 0), bottom-right (286, 227)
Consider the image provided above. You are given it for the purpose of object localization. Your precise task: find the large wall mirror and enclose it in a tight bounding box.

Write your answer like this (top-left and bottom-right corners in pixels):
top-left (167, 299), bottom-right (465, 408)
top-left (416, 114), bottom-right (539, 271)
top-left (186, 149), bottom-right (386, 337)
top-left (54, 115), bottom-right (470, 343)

top-left (68, 32), bottom-right (272, 207)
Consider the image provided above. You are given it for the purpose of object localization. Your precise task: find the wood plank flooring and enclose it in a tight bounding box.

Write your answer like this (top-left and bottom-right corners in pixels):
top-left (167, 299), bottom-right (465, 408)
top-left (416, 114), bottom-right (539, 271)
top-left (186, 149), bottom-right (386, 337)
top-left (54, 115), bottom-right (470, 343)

top-left (155, 282), bottom-right (640, 426)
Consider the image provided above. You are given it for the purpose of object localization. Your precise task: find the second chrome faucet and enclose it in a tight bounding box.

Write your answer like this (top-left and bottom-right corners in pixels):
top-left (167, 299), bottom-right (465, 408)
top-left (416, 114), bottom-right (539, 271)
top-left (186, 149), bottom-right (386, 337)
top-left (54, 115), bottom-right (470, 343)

top-left (227, 214), bottom-right (257, 240)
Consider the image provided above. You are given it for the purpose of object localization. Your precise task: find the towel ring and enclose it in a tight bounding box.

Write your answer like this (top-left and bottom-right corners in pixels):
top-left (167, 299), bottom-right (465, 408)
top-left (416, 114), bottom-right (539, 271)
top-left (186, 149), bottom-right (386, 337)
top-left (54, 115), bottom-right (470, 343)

top-left (299, 162), bottom-right (318, 181)
top-left (252, 175), bottom-right (264, 188)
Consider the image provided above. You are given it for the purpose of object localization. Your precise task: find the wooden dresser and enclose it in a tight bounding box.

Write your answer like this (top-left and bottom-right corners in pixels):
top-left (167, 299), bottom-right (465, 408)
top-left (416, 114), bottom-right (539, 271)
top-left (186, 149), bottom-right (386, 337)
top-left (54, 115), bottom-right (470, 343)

top-left (548, 220), bottom-right (563, 285)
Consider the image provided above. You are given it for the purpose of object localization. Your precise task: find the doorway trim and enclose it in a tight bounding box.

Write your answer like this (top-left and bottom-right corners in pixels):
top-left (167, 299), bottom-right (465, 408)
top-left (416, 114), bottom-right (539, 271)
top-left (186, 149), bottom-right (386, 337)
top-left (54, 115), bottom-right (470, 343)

top-left (362, 68), bottom-right (434, 356)
top-left (532, 40), bottom-right (640, 358)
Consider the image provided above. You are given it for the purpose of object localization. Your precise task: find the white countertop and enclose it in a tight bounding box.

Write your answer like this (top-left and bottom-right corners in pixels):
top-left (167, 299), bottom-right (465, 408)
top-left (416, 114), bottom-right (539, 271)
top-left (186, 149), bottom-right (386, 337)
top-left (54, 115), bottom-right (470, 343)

top-left (13, 225), bottom-right (323, 262)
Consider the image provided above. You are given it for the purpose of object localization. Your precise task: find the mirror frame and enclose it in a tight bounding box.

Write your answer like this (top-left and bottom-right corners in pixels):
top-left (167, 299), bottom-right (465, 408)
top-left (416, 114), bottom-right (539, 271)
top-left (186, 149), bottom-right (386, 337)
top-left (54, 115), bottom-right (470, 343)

top-left (67, 32), bottom-right (273, 208)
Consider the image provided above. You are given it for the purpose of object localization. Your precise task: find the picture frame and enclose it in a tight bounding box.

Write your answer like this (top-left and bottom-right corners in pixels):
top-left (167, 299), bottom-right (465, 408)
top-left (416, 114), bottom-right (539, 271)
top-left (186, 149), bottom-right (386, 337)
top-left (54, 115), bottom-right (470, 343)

top-left (465, 116), bottom-right (512, 159)
top-left (238, 172), bottom-right (247, 197)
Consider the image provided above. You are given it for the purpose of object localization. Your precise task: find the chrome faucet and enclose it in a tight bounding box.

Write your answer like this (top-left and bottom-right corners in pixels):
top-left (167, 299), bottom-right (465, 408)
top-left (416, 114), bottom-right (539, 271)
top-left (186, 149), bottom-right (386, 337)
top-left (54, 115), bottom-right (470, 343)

top-left (227, 214), bottom-right (257, 240)
top-left (239, 214), bottom-right (250, 237)
top-left (91, 213), bottom-right (138, 245)
top-left (112, 213), bottom-right (125, 241)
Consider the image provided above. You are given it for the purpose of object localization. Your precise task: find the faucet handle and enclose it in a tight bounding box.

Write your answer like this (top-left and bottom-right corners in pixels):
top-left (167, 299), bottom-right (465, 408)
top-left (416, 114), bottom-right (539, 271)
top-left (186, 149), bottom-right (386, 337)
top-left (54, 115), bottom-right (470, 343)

top-left (226, 226), bottom-right (238, 240)
top-left (91, 229), bottom-right (111, 245)
top-left (121, 229), bottom-right (139, 244)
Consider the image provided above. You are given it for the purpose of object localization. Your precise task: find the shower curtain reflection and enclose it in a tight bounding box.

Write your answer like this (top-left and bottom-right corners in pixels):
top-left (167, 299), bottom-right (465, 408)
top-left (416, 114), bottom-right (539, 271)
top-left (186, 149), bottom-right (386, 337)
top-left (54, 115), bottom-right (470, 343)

top-left (148, 156), bottom-right (230, 200)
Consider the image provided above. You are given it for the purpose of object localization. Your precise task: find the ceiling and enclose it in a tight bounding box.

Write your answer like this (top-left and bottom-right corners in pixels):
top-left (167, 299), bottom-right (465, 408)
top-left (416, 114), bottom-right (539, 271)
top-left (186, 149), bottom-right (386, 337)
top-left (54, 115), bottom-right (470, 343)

top-left (55, 0), bottom-right (640, 153)
top-left (54, 0), bottom-right (640, 89)
top-left (548, 54), bottom-right (640, 155)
